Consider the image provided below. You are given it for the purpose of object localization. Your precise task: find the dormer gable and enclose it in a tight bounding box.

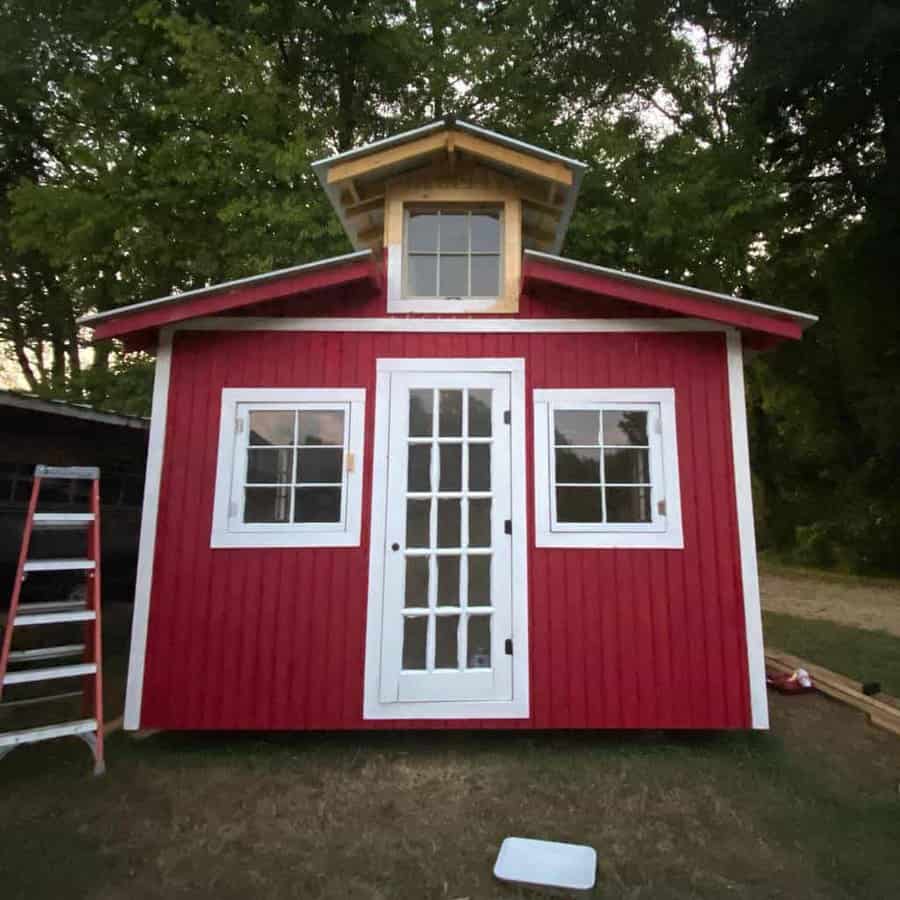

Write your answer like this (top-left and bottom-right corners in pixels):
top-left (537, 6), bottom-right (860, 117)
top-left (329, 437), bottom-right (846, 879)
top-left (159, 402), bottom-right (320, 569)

top-left (312, 119), bottom-right (587, 313)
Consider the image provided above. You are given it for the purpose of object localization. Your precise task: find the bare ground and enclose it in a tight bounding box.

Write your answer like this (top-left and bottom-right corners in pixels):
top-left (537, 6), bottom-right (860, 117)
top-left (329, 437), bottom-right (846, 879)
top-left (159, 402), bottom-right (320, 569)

top-left (760, 563), bottom-right (900, 636)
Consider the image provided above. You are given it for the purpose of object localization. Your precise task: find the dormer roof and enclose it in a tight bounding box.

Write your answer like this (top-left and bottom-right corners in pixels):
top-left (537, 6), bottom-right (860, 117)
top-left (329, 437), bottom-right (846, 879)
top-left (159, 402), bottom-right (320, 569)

top-left (312, 118), bottom-right (588, 255)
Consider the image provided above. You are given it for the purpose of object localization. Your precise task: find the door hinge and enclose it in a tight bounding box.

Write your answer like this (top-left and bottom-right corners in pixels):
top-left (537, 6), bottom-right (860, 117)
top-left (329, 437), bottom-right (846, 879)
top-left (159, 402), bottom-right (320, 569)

top-left (657, 499), bottom-right (667, 516)
top-left (504, 519), bottom-right (512, 535)
top-left (228, 500), bottom-right (238, 518)
top-left (505, 638), bottom-right (513, 656)
top-left (654, 415), bottom-right (663, 435)
top-left (235, 417), bottom-right (244, 434)
top-left (503, 410), bottom-right (511, 425)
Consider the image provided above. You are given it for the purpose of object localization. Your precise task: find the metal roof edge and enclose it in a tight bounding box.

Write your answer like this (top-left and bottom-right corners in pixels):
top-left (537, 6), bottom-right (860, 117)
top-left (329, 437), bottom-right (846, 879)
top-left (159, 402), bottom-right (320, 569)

top-left (0, 389), bottom-right (149, 430)
top-left (523, 250), bottom-right (819, 326)
top-left (78, 250), bottom-right (375, 327)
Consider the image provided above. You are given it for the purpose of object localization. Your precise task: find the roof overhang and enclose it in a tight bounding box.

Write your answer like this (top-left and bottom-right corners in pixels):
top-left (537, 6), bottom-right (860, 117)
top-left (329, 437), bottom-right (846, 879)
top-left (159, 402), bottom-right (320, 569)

top-left (79, 250), bottom-right (380, 345)
top-left (312, 118), bottom-right (588, 255)
top-left (522, 251), bottom-right (817, 344)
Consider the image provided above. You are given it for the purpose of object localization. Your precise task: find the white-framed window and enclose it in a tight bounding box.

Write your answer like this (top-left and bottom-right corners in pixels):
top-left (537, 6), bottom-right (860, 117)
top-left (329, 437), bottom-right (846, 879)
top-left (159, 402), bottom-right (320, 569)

top-left (211, 388), bottom-right (365, 548)
top-left (533, 388), bottom-right (683, 549)
top-left (404, 206), bottom-right (502, 300)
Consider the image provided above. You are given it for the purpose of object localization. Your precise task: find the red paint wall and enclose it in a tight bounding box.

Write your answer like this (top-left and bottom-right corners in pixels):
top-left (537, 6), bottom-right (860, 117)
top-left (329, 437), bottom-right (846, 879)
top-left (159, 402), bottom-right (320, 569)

top-left (140, 327), bottom-right (750, 730)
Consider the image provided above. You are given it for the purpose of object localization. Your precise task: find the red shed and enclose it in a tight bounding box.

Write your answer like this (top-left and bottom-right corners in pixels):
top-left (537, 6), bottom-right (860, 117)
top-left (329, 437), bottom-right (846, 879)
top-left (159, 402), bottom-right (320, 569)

top-left (81, 120), bottom-right (816, 732)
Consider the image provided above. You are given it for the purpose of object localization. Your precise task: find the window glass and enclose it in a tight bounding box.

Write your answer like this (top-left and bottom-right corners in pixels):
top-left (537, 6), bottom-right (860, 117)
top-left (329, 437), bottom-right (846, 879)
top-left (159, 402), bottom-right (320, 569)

top-left (405, 207), bottom-right (501, 299)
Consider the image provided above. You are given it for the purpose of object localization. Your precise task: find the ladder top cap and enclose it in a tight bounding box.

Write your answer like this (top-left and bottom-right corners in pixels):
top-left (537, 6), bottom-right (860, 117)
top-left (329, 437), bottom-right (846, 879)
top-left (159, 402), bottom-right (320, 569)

top-left (34, 465), bottom-right (100, 479)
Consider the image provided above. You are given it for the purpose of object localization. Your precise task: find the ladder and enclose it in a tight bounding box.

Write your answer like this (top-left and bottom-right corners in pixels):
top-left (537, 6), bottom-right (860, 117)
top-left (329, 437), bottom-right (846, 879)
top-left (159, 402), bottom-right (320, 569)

top-left (0, 465), bottom-right (105, 775)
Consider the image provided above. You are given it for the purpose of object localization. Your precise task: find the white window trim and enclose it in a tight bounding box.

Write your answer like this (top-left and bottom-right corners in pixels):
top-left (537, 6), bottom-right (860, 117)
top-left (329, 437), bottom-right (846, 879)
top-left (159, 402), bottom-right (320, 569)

top-left (533, 388), bottom-right (684, 549)
top-left (210, 388), bottom-right (365, 548)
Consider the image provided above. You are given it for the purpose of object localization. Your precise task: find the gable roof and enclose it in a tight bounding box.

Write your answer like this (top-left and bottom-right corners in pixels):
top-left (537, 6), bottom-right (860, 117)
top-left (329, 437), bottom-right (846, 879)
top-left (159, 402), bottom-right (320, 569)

top-left (312, 118), bottom-right (588, 255)
top-left (78, 250), bottom-right (379, 342)
top-left (522, 251), bottom-right (817, 341)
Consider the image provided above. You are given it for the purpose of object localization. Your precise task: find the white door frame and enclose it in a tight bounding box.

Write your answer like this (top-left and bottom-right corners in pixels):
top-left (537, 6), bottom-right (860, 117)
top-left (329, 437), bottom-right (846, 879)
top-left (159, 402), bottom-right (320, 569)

top-left (363, 358), bottom-right (530, 719)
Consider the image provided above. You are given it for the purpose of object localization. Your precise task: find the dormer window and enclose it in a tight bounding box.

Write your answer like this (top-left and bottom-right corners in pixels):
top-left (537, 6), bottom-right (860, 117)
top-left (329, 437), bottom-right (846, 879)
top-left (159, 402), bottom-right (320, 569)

top-left (405, 207), bottom-right (502, 299)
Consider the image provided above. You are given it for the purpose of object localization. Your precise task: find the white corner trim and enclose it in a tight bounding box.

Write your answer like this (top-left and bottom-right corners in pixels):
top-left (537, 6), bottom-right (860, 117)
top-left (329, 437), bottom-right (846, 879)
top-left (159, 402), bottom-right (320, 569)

top-left (209, 388), bottom-right (366, 549)
top-left (532, 388), bottom-right (684, 549)
top-left (174, 316), bottom-right (732, 335)
top-left (123, 328), bottom-right (173, 730)
top-left (362, 357), bottom-right (530, 720)
top-left (727, 331), bottom-right (769, 730)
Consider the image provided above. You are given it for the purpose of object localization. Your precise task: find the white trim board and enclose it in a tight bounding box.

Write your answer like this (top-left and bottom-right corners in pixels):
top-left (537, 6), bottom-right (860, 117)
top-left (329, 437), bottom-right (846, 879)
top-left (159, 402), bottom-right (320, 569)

top-left (174, 316), bottom-right (732, 334)
top-left (363, 357), bottom-right (530, 719)
top-left (123, 328), bottom-right (173, 730)
top-left (727, 331), bottom-right (769, 730)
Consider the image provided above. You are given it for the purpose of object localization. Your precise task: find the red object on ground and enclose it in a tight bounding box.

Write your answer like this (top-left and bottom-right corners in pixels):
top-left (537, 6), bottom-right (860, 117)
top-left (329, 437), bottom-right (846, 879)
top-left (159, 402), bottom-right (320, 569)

top-left (766, 668), bottom-right (815, 694)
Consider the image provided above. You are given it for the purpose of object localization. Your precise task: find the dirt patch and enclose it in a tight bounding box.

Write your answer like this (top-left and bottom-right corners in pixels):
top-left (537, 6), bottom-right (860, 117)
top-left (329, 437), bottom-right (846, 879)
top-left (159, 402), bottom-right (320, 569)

top-left (760, 564), bottom-right (900, 636)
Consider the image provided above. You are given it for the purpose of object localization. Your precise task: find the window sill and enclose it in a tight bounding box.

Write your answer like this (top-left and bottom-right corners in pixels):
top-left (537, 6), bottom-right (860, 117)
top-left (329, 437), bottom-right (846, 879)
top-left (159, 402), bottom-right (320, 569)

top-left (210, 528), bottom-right (361, 549)
top-left (535, 528), bottom-right (684, 550)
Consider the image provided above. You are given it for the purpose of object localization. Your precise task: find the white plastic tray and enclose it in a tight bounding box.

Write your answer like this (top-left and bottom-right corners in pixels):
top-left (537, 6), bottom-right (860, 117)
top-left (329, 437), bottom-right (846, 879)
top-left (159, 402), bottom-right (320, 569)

top-left (494, 836), bottom-right (597, 894)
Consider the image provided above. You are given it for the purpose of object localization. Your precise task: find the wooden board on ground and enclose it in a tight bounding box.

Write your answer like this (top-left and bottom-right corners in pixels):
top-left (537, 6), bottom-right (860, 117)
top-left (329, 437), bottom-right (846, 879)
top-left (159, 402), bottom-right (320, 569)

top-left (766, 647), bottom-right (900, 737)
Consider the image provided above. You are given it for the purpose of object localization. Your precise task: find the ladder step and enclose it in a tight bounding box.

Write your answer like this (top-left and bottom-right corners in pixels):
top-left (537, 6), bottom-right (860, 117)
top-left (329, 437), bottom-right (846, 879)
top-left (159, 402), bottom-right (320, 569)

top-left (8, 644), bottom-right (85, 662)
top-left (34, 465), bottom-right (100, 480)
top-left (15, 610), bottom-right (96, 626)
top-left (17, 600), bottom-right (87, 613)
top-left (32, 513), bottom-right (95, 528)
top-left (4, 663), bottom-right (97, 685)
top-left (0, 690), bottom-right (82, 709)
top-left (0, 718), bottom-right (98, 749)
top-left (23, 559), bottom-right (96, 573)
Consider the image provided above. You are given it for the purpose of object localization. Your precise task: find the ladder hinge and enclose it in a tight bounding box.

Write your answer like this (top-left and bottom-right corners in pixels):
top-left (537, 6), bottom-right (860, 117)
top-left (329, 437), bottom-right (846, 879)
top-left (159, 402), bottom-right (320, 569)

top-left (505, 638), bottom-right (513, 656)
top-left (503, 410), bottom-right (511, 425)
top-left (504, 519), bottom-right (512, 535)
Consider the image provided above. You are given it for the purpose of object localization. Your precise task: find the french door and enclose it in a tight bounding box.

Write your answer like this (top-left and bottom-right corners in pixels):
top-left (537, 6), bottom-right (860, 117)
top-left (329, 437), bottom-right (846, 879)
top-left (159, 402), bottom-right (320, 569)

top-left (375, 367), bottom-right (516, 706)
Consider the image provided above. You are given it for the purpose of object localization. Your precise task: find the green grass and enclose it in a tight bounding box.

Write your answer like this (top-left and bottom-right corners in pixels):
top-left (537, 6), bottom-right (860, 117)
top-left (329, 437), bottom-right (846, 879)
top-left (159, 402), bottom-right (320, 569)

top-left (764, 611), bottom-right (900, 696)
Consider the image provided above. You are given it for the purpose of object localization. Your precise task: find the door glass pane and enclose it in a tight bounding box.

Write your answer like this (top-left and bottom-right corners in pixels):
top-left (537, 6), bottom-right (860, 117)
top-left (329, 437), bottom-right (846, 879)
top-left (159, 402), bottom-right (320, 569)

top-left (554, 447), bottom-right (601, 484)
top-left (439, 390), bottom-right (463, 436)
top-left (247, 448), bottom-right (293, 484)
top-left (468, 389), bottom-right (492, 436)
top-left (470, 255), bottom-right (500, 297)
top-left (603, 410), bottom-right (649, 446)
top-left (435, 615), bottom-right (459, 668)
top-left (294, 486), bottom-right (341, 522)
top-left (439, 444), bottom-right (462, 491)
top-left (437, 498), bottom-right (461, 548)
top-left (468, 555), bottom-right (491, 606)
top-left (408, 211), bottom-right (439, 251)
top-left (298, 411), bottom-right (344, 446)
top-left (468, 498), bottom-right (491, 547)
top-left (605, 487), bottom-right (651, 523)
top-left (468, 443), bottom-right (491, 491)
top-left (406, 499), bottom-right (431, 547)
top-left (554, 410), bottom-right (600, 446)
top-left (409, 390), bottom-right (433, 437)
top-left (296, 447), bottom-right (343, 483)
top-left (402, 616), bottom-right (427, 669)
top-left (437, 556), bottom-right (460, 607)
top-left (244, 487), bottom-right (290, 523)
top-left (439, 255), bottom-right (468, 296)
top-left (408, 255), bottom-right (438, 296)
top-left (471, 211), bottom-right (500, 251)
top-left (467, 615), bottom-right (492, 668)
top-left (249, 411), bottom-right (294, 446)
top-left (603, 448), bottom-right (650, 484)
top-left (556, 486), bottom-right (603, 523)
top-left (405, 556), bottom-right (429, 608)
top-left (407, 444), bottom-right (431, 492)
top-left (439, 213), bottom-right (468, 252)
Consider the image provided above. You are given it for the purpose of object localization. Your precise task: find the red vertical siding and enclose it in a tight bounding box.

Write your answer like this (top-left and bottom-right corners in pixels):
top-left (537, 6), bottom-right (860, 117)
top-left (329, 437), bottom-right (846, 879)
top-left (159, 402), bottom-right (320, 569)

top-left (140, 328), bottom-right (751, 730)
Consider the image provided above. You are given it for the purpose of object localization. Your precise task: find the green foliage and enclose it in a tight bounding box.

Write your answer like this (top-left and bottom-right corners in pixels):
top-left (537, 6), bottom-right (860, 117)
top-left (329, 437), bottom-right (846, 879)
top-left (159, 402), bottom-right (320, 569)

top-left (0, 1), bottom-right (896, 570)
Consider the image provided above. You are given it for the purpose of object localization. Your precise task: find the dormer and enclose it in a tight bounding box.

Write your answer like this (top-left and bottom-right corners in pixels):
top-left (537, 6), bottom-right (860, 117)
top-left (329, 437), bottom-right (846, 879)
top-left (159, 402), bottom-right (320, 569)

top-left (312, 119), bottom-right (587, 314)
